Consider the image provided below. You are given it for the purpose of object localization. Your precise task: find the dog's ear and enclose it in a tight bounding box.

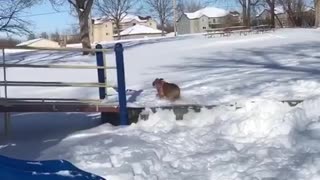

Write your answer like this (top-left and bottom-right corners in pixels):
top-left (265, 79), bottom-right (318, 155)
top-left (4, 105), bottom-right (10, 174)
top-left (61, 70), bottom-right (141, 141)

top-left (152, 78), bottom-right (158, 86)
top-left (159, 78), bottom-right (164, 81)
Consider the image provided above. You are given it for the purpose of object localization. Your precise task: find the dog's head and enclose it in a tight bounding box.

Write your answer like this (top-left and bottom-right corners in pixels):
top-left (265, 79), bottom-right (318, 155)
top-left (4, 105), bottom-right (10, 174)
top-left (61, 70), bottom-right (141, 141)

top-left (152, 78), bottom-right (164, 87)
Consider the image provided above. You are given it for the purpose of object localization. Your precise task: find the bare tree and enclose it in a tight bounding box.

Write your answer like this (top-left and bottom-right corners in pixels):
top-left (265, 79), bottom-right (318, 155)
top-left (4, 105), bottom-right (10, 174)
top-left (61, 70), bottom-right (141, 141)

top-left (40, 32), bottom-right (49, 39)
top-left (50, 30), bottom-right (61, 42)
top-left (145, 0), bottom-right (173, 36)
top-left (238, 0), bottom-right (261, 26)
top-left (95, 0), bottom-right (139, 40)
top-left (49, 0), bottom-right (93, 55)
top-left (278, 0), bottom-right (306, 27)
top-left (0, 0), bottom-right (35, 36)
top-left (27, 33), bottom-right (36, 40)
top-left (177, 0), bottom-right (209, 14)
top-left (0, 37), bottom-right (21, 47)
top-left (265, 0), bottom-right (276, 27)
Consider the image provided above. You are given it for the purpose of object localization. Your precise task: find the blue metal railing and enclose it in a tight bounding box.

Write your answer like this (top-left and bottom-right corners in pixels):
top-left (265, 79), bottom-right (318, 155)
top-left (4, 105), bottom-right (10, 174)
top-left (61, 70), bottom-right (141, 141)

top-left (96, 43), bottom-right (128, 125)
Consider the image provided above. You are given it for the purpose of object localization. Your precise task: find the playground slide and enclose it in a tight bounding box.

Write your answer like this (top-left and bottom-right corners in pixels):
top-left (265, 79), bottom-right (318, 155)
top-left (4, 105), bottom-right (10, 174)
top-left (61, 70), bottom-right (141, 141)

top-left (0, 155), bottom-right (105, 180)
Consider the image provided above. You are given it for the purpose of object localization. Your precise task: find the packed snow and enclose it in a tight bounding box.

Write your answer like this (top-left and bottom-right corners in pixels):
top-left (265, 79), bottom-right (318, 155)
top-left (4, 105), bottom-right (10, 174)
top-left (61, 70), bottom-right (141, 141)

top-left (184, 7), bottom-right (229, 19)
top-left (1, 28), bottom-right (320, 179)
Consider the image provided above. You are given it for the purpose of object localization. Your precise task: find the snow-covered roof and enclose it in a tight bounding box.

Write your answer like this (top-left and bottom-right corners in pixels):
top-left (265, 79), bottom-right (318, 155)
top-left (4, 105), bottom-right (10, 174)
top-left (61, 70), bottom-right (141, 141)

top-left (119, 25), bottom-right (162, 36)
top-left (121, 14), bottom-right (149, 23)
top-left (16, 38), bottom-right (43, 46)
top-left (184, 7), bottom-right (229, 19)
top-left (93, 14), bottom-right (151, 25)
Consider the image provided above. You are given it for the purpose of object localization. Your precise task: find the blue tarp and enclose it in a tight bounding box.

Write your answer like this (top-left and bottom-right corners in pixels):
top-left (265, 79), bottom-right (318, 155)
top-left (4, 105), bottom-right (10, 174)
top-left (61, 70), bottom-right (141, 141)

top-left (0, 155), bottom-right (105, 180)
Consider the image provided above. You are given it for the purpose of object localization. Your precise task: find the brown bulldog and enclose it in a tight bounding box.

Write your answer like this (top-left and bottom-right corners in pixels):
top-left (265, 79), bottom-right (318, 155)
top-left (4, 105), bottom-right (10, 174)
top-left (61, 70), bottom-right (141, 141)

top-left (152, 78), bottom-right (180, 101)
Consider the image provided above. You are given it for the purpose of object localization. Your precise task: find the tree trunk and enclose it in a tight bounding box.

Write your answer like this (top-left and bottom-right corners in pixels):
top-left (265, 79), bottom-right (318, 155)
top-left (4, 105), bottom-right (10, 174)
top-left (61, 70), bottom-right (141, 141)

top-left (116, 21), bottom-right (121, 40)
top-left (161, 20), bottom-right (165, 36)
top-left (286, 2), bottom-right (296, 27)
top-left (270, 9), bottom-right (275, 28)
top-left (78, 12), bottom-right (91, 55)
top-left (247, 0), bottom-right (251, 27)
top-left (242, 4), bottom-right (247, 26)
top-left (275, 14), bottom-right (283, 27)
top-left (315, 0), bottom-right (320, 27)
top-left (268, 0), bottom-right (275, 28)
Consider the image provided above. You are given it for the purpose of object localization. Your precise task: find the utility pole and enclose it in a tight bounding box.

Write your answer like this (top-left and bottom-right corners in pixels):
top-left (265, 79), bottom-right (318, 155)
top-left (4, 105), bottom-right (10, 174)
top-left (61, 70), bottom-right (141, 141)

top-left (173, 0), bottom-right (177, 36)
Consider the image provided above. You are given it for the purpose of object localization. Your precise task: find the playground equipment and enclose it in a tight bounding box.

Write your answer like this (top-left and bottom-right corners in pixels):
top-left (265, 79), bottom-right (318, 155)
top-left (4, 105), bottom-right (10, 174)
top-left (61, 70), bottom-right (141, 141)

top-left (0, 155), bottom-right (105, 180)
top-left (0, 43), bottom-right (128, 135)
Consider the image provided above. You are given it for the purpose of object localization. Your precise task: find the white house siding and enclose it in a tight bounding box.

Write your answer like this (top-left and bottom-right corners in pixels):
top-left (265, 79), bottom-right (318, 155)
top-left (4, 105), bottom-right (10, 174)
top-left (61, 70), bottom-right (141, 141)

top-left (199, 16), bottom-right (209, 32)
top-left (177, 14), bottom-right (191, 35)
top-left (190, 19), bottom-right (200, 33)
top-left (92, 22), bottom-right (114, 43)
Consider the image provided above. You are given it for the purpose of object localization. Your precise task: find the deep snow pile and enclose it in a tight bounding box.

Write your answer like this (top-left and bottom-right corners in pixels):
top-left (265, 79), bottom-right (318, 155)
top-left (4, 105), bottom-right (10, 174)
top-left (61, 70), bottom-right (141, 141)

top-left (11, 97), bottom-right (317, 180)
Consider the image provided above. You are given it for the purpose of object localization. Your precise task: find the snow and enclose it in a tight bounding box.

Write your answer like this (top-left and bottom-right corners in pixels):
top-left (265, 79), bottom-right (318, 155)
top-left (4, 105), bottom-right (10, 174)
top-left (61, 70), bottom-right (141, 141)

top-left (93, 14), bottom-right (150, 25)
top-left (121, 14), bottom-right (149, 23)
top-left (185, 7), bottom-right (229, 19)
top-left (3, 29), bottom-right (320, 106)
top-left (16, 38), bottom-right (43, 46)
top-left (2, 97), bottom-right (320, 179)
top-left (120, 25), bottom-right (162, 36)
top-left (2, 28), bottom-right (320, 179)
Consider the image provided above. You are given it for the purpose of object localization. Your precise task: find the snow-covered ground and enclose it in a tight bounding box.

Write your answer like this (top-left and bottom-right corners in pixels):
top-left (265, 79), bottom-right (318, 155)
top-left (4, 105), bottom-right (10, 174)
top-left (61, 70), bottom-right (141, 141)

top-left (2, 28), bottom-right (320, 107)
top-left (1, 28), bottom-right (320, 179)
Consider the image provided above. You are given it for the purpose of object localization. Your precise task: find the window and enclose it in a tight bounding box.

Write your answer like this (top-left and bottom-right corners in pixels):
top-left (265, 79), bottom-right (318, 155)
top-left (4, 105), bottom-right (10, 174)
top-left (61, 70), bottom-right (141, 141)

top-left (133, 23), bottom-right (136, 26)
top-left (212, 19), bottom-right (216, 23)
top-left (105, 24), bottom-right (108, 27)
top-left (203, 27), bottom-right (206, 29)
top-left (106, 33), bottom-right (109, 35)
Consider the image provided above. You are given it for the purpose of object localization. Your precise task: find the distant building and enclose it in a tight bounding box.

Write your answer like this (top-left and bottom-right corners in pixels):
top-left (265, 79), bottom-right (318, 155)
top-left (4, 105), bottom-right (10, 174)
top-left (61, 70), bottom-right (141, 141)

top-left (91, 14), bottom-right (158, 42)
top-left (177, 7), bottom-right (241, 35)
top-left (16, 38), bottom-right (60, 48)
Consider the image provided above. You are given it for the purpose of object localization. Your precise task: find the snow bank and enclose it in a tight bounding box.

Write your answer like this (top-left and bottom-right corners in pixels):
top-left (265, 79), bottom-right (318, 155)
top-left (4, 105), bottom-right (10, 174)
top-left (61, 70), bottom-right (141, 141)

top-left (30, 96), bottom-right (320, 180)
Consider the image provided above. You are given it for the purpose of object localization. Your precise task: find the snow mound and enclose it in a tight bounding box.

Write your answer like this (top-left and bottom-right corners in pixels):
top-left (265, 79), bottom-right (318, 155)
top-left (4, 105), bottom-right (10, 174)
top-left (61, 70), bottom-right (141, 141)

top-left (36, 97), bottom-right (320, 179)
top-left (185, 7), bottom-right (229, 19)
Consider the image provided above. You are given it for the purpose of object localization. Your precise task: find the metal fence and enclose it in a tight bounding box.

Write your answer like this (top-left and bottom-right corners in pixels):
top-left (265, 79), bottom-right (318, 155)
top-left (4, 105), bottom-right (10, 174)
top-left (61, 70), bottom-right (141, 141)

top-left (0, 43), bottom-right (128, 135)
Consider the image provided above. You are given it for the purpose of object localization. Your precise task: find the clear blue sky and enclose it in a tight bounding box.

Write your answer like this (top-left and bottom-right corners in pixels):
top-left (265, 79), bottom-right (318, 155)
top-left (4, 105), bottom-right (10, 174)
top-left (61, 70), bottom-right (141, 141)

top-left (24, 1), bottom-right (76, 35)
top-left (3, 0), bottom-right (240, 40)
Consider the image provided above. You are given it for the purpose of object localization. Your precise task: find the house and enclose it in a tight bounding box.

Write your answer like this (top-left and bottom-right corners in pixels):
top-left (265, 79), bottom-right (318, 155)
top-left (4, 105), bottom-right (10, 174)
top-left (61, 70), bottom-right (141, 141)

top-left (115, 24), bottom-right (162, 40)
top-left (91, 14), bottom-right (158, 42)
top-left (16, 38), bottom-right (60, 48)
top-left (256, 6), bottom-right (315, 27)
top-left (176, 7), bottom-right (241, 35)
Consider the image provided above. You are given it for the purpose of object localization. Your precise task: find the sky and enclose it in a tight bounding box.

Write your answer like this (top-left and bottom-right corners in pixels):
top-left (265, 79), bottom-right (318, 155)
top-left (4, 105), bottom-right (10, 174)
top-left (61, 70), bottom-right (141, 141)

top-left (2, 0), bottom-right (240, 41)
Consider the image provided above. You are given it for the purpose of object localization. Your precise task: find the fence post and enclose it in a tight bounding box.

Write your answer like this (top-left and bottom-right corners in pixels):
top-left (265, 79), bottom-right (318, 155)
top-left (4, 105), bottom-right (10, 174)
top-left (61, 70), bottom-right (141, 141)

top-left (95, 44), bottom-right (106, 99)
top-left (2, 48), bottom-right (10, 136)
top-left (114, 43), bottom-right (128, 125)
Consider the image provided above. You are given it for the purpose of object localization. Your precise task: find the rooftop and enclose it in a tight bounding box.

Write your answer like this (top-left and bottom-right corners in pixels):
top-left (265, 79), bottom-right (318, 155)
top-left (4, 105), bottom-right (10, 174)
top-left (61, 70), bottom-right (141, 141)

top-left (119, 24), bottom-right (162, 36)
top-left (184, 7), bottom-right (229, 19)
